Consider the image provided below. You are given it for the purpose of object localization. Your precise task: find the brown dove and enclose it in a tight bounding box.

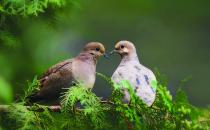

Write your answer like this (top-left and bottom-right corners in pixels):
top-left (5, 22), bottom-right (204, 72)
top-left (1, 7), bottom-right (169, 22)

top-left (28, 42), bottom-right (106, 104)
top-left (111, 40), bottom-right (156, 106)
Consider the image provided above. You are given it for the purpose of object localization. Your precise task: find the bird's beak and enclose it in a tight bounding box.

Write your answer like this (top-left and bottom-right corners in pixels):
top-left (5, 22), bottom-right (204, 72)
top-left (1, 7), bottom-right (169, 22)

top-left (109, 49), bottom-right (118, 56)
top-left (103, 53), bottom-right (110, 59)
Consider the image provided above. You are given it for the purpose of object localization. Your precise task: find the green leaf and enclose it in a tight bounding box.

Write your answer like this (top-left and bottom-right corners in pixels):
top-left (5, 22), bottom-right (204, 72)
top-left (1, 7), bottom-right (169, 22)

top-left (151, 80), bottom-right (158, 90)
top-left (23, 76), bottom-right (40, 101)
top-left (157, 85), bottom-right (173, 111)
top-left (175, 88), bottom-right (188, 104)
top-left (60, 83), bottom-right (106, 129)
top-left (0, 76), bottom-right (13, 104)
top-left (0, 4), bottom-right (4, 12)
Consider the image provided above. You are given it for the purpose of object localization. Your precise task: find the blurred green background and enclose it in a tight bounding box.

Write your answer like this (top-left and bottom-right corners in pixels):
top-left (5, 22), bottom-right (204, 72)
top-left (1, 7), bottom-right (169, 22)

top-left (0, 0), bottom-right (210, 106)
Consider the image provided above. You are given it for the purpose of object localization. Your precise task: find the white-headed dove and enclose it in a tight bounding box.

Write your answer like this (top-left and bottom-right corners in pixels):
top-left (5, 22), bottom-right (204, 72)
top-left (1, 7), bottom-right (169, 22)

top-left (111, 40), bottom-right (156, 106)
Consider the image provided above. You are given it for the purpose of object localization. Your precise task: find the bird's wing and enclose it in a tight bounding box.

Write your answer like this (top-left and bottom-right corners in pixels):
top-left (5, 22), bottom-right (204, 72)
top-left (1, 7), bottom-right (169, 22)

top-left (39, 59), bottom-right (73, 88)
top-left (140, 65), bottom-right (157, 90)
top-left (134, 64), bottom-right (156, 106)
top-left (27, 59), bottom-right (74, 103)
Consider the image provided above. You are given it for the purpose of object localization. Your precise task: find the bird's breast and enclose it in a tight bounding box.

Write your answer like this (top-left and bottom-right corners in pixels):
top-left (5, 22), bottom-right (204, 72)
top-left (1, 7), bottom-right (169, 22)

top-left (72, 60), bottom-right (96, 89)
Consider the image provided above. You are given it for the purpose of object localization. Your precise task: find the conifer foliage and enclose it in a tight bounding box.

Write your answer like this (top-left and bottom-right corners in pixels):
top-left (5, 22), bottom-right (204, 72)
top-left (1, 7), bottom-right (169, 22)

top-left (0, 72), bottom-right (210, 130)
top-left (0, 0), bottom-right (65, 16)
top-left (0, 1), bottom-right (210, 130)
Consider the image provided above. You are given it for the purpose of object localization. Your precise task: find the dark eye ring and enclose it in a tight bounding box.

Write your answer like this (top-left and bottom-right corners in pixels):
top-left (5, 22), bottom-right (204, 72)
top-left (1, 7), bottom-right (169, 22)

top-left (96, 48), bottom-right (100, 51)
top-left (120, 45), bottom-right (125, 49)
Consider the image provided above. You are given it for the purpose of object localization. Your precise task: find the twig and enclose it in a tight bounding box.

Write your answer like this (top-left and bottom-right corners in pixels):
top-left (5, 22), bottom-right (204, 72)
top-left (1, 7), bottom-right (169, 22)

top-left (0, 100), bottom-right (131, 113)
top-left (0, 105), bottom-right (62, 112)
top-left (0, 100), bottom-right (116, 114)
top-left (100, 100), bottom-right (115, 105)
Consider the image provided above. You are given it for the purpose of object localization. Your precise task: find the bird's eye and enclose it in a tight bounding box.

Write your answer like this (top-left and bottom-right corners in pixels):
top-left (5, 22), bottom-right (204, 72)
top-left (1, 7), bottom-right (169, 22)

top-left (96, 48), bottom-right (100, 51)
top-left (120, 45), bottom-right (125, 49)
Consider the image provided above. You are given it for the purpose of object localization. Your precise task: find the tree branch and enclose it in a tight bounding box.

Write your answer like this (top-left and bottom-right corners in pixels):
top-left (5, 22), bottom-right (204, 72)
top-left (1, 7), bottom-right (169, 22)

top-left (0, 105), bottom-right (62, 112)
top-left (0, 100), bottom-right (114, 113)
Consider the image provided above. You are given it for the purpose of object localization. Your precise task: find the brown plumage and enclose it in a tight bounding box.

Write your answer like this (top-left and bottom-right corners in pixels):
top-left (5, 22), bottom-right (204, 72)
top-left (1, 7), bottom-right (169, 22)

top-left (28, 42), bottom-right (106, 104)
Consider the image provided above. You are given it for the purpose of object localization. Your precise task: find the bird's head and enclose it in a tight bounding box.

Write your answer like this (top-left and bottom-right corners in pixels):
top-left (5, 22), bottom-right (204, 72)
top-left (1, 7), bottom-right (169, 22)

top-left (83, 42), bottom-right (108, 58)
top-left (110, 40), bottom-right (137, 58)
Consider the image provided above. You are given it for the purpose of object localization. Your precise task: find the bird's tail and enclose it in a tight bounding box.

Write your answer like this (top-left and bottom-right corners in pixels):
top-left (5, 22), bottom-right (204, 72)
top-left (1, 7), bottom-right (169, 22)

top-left (26, 92), bottom-right (43, 103)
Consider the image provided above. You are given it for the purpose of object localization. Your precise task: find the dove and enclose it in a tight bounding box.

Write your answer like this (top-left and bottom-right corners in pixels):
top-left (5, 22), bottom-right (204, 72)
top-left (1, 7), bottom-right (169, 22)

top-left (28, 42), bottom-right (107, 104)
top-left (111, 40), bottom-right (156, 106)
